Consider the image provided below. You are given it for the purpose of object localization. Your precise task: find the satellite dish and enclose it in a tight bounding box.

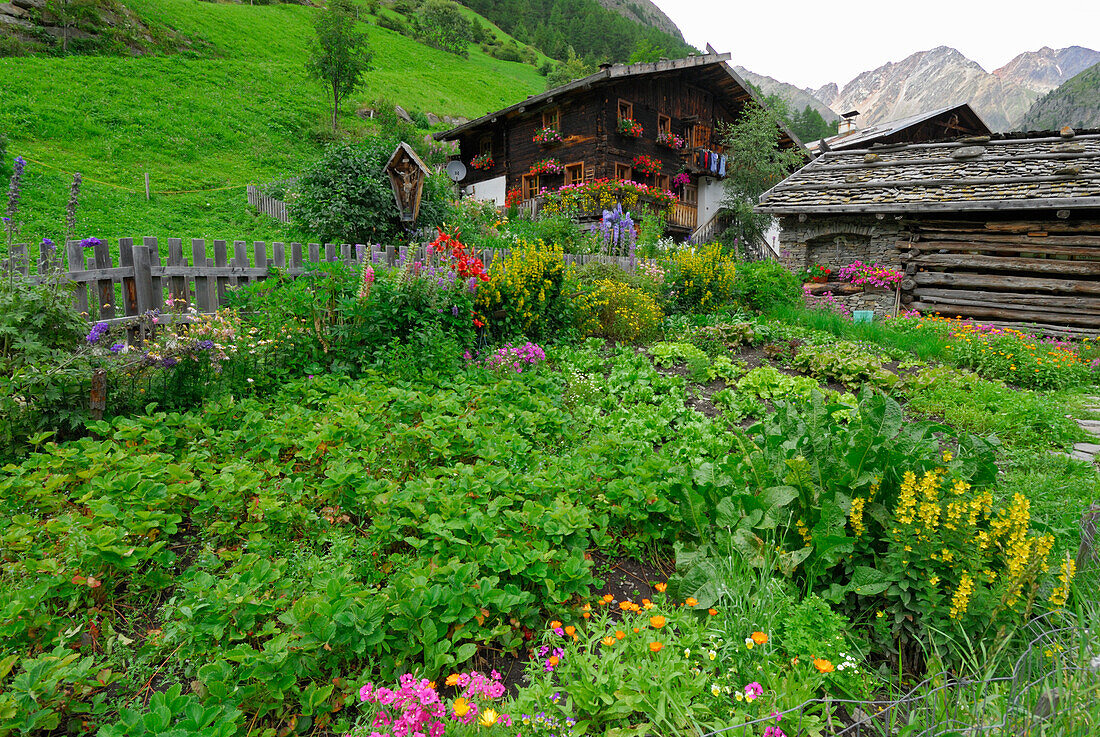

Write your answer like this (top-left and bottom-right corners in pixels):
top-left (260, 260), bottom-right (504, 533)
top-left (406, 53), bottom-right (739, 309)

top-left (446, 160), bottom-right (467, 182)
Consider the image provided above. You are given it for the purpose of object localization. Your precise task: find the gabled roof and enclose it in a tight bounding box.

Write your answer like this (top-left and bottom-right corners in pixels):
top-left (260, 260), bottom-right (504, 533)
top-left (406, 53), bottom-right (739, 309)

top-left (808, 104), bottom-right (991, 154)
top-left (757, 131), bottom-right (1100, 215)
top-left (433, 53), bottom-right (804, 150)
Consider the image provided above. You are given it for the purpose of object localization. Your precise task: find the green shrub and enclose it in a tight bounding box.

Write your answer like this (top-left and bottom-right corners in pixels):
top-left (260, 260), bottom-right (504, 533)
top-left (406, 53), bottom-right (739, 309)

top-left (291, 135), bottom-right (453, 245)
top-left (413, 0), bottom-right (472, 57)
top-left (734, 259), bottom-right (801, 312)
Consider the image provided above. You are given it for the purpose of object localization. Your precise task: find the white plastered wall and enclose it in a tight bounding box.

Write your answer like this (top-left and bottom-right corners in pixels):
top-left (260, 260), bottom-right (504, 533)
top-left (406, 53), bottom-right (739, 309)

top-left (463, 176), bottom-right (507, 207)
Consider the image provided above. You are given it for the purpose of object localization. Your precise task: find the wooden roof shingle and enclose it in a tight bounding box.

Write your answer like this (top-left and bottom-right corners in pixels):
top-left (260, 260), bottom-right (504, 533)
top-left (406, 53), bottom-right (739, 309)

top-left (757, 132), bottom-right (1100, 214)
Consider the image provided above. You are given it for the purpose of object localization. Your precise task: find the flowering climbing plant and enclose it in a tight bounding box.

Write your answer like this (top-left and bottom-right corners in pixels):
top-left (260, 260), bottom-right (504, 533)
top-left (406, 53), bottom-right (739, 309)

top-left (532, 126), bottom-right (563, 145)
top-left (528, 158), bottom-right (564, 176)
top-left (617, 117), bottom-right (643, 138)
top-left (631, 155), bottom-right (661, 175)
top-left (470, 152), bottom-right (494, 170)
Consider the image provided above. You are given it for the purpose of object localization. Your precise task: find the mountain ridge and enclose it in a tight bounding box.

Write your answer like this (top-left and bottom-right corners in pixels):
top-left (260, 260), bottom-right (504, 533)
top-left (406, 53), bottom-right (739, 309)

top-left (741, 44), bottom-right (1099, 132)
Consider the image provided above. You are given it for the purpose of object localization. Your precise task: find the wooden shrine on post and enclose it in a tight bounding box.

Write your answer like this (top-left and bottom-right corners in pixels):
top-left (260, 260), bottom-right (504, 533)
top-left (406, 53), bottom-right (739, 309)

top-left (385, 142), bottom-right (432, 223)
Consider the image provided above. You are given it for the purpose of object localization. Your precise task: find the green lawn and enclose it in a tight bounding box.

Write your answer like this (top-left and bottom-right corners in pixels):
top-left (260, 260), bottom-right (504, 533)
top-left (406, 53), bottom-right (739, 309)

top-left (0, 0), bottom-right (545, 245)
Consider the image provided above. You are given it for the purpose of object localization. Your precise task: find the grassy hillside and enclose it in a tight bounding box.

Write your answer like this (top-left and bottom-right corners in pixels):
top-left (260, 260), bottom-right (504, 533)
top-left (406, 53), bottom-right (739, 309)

top-left (0, 0), bottom-right (546, 247)
top-left (1019, 61), bottom-right (1100, 130)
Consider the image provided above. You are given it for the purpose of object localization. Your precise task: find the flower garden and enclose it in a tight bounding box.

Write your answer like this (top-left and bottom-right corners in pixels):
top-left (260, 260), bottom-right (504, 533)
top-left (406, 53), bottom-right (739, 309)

top-left (2, 200), bottom-right (1099, 737)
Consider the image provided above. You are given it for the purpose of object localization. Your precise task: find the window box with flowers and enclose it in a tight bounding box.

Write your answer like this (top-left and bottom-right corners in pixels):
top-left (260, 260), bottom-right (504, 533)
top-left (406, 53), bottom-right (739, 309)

top-left (632, 155), bottom-right (661, 176)
top-left (532, 127), bottom-right (563, 146)
top-left (617, 117), bottom-right (643, 138)
top-left (804, 264), bottom-right (832, 283)
top-left (470, 152), bottom-right (494, 171)
top-left (838, 261), bottom-right (903, 290)
top-left (672, 172), bottom-right (691, 189)
top-left (528, 158), bottom-right (564, 176)
top-left (656, 132), bottom-right (685, 150)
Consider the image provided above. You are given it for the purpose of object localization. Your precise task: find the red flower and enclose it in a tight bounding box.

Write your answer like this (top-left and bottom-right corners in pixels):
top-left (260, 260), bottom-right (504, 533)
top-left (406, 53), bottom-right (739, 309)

top-left (473, 318), bottom-right (484, 328)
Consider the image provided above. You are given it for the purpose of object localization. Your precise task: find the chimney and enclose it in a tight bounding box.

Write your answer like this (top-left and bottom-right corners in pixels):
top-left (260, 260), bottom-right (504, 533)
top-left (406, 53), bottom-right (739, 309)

top-left (839, 110), bottom-right (860, 135)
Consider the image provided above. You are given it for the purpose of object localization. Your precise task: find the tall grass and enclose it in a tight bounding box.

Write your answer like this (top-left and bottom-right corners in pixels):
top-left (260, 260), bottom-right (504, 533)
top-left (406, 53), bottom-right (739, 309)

top-left (765, 304), bottom-right (953, 361)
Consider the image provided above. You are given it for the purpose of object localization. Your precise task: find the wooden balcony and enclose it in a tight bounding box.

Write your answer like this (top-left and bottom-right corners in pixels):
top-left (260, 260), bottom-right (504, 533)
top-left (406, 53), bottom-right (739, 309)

top-left (511, 195), bottom-right (698, 232)
top-left (669, 202), bottom-right (697, 230)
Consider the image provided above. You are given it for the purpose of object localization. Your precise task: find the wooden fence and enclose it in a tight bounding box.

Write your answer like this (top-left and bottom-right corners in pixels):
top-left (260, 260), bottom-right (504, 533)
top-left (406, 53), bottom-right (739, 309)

top-left (1, 238), bottom-right (645, 325)
top-left (246, 185), bottom-right (290, 223)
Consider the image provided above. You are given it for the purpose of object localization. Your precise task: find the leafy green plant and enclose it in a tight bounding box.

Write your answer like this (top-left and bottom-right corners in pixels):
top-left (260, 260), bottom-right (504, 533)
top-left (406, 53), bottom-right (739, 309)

top-left (98, 684), bottom-right (242, 737)
top-left (734, 259), bottom-right (802, 313)
top-left (792, 341), bottom-right (901, 389)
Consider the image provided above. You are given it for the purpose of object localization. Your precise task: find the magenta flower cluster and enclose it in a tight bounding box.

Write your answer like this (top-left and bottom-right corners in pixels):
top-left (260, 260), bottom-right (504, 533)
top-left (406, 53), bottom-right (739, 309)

top-left (802, 285), bottom-right (852, 318)
top-left (448, 670), bottom-right (512, 727)
top-left (466, 342), bottom-right (547, 374)
top-left (355, 675), bottom-right (445, 737)
top-left (764, 711), bottom-right (787, 737)
top-left (837, 260), bottom-right (902, 288)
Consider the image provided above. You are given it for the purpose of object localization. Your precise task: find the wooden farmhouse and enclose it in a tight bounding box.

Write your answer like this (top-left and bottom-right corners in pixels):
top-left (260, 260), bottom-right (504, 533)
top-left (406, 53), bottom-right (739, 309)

top-left (806, 103), bottom-right (991, 155)
top-left (434, 53), bottom-right (803, 238)
top-left (757, 129), bottom-right (1100, 336)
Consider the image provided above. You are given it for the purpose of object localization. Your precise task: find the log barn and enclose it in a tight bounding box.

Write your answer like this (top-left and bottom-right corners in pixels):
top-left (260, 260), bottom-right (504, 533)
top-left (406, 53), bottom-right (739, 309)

top-left (756, 129), bottom-right (1100, 336)
top-left (805, 103), bottom-right (991, 155)
top-left (434, 53), bottom-right (802, 239)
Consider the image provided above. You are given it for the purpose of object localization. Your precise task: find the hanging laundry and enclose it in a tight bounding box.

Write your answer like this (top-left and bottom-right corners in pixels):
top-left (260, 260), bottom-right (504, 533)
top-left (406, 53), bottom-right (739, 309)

top-left (719, 155), bottom-right (727, 176)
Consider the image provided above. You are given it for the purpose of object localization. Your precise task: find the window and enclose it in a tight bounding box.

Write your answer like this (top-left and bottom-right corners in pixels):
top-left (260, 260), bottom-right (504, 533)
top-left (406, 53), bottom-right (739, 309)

top-left (565, 162), bottom-right (584, 186)
top-left (479, 136), bottom-right (492, 157)
top-left (657, 114), bottom-right (671, 137)
top-left (614, 162), bottom-right (632, 181)
top-left (690, 124), bottom-right (711, 149)
top-left (522, 174), bottom-right (541, 200)
top-left (682, 184), bottom-right (698, 205)
top-left (617, 99), bottom-right (633, 122)
top-left (655, 173), bottom-right (670, 191)
top-left (542, 108), bottom-right (560, 131)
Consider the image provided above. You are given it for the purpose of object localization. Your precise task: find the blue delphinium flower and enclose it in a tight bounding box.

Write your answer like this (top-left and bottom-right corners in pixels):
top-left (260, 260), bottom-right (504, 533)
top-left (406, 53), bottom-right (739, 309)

top-left (86, 321), bottom-right (109, 344)
top-left (109, 343), bottom-right (125, 354)
top-left (80, 236), bottom-right (104, 250)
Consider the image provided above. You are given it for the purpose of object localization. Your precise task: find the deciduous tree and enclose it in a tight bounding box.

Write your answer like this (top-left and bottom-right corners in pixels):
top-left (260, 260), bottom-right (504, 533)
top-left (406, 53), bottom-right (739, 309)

top-left (306, 0), bottom-right (373, 132)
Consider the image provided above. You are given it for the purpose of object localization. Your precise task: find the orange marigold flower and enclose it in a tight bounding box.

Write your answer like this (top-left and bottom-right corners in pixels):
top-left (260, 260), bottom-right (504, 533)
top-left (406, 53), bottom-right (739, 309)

top-left (619, 601), bottom-right (632, 611)
top-left (751, 631), bottom-right (768, 645)
top-left (641, 598), bottom-right (654, 609)
top-left (549, 620), bottom-right (562, 629)
top-left (602, 594), bottom-right (614, 603)
top-left (814, 658), bottom-right (834, 673)
top-left (548, 655), bottom-right (559, 667)
top-left (685, 597), bottom-right (698, 607)
top-left (615, 630), bottom-right (625, 640)
top-left (649, 615), bottom-right (667, 628)
top-left (708, 608), bottom-right (718, 616)
top-left (445, 673), bottom-right (461, 687)
top-left (582, 612), bottom-right (591, 619)
top-left (601, 636), bottom-right (616, 646)
top-left (633, 627), bottom-right (640, 633)
top-left (654, 582), bottom-right (667, 593)
top-left (564, 625), bottom-right (576, 637)
top-left (649, 641), bottom-right (664, 652)
top-left (453, 697), bottom-right (471, 717)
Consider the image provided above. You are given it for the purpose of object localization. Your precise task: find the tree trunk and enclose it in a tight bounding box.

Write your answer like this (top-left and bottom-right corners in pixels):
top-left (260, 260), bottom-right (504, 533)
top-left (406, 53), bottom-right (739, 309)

top-left (332, 84), bottom-right (339, 132)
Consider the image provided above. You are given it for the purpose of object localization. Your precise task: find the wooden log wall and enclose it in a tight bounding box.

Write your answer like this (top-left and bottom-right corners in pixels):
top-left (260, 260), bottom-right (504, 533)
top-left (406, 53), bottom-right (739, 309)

top-left (899, 217), bottom-right (1100, 337)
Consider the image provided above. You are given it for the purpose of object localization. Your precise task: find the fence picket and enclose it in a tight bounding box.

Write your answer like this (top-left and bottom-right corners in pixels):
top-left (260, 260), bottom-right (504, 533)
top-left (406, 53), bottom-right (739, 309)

top-left (93, 238), bottom-right (116, 320)
top-left (119, 238), bottom-right (138, 317)
top-left (213, 240), bottom-right (229, 307)
top-left (273, 242), bottom-right (286, 270)
top-left (291, 243), bottom-right (303, 273)
top-left (144, 237), bottom-right (164, 312)
top-left (167, 238), bottom-right (189, 310)
top-left (308, 243), bottom-right (320, 265)
top-left (254, 241), bottom-right (268, 272)
top-left (192, 239), bottom-right (214, 313)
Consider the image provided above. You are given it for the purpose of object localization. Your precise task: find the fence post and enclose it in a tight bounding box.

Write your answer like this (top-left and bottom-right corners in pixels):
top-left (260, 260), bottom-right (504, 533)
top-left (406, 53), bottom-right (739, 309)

top-left (273, 242), bottom-right (286, 271)
top-left (291, 243), bottom-right (303, 273)
top-left (65, 240), bottom-right (89, 316)
top-left (90, 369), bottom-right (107, 421)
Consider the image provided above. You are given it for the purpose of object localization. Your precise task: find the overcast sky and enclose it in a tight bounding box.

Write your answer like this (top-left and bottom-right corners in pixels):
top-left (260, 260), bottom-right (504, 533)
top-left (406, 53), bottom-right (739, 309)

top-left (652, 0), bottom-right (1100, 90)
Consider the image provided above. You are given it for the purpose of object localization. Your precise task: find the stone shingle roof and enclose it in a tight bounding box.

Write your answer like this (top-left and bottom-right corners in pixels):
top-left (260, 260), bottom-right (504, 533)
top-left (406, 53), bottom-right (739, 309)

top-left (757, 132), bottom-right (1100, 214)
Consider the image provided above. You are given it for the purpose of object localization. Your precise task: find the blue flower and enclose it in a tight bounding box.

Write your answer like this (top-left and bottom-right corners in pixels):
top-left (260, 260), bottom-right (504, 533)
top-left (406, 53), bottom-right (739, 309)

top-left (80, 236), bottom-right (104, 250)
top-left (85, 322), bottom-right (109, 344)
top-left (109, 343), bottom-right (125, 353)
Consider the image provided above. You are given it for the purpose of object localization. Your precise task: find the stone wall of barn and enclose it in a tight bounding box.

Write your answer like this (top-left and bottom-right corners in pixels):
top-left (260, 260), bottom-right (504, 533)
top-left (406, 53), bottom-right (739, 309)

top-left (776, 215), bottom-right (908, 271)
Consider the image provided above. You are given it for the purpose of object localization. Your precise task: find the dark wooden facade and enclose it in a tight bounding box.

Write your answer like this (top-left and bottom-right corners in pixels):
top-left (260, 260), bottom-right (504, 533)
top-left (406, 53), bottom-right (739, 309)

top-left (437, 54), bottom-right (802, 235)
